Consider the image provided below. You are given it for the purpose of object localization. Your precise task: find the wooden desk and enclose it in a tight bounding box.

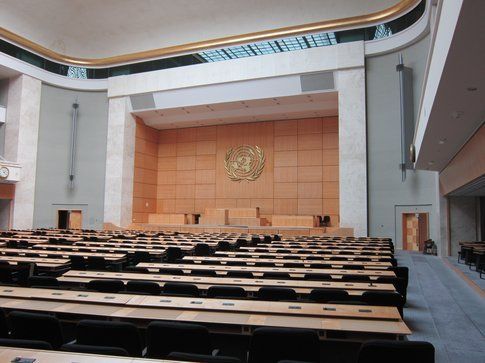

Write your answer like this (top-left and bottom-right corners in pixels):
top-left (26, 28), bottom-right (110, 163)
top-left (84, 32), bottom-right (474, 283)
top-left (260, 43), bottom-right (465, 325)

top-left (0, 286), bottom-right (410, 337)
top-left (60, 270), bottom-right (396, 296)
top-left (137, 263), bottom-right (395, 279)
top-left (0, 256), bottom-right (70, 271)
top-left (74, 241), bottom-right (192, 251)
top-left (215, 251), bottom-right (392, 261)
top-left (0, 248), bottom-right (126, 262)
top-left (183, 256), bottom-right (391, 270)
top-left (31, 244), bottom-right (163, 256)
top-left (0, 347), bottom-right (178, 362)
top-left (241, 247), bottom-right (393, 256)
top-left (266, 243), bottom-right (391, 251)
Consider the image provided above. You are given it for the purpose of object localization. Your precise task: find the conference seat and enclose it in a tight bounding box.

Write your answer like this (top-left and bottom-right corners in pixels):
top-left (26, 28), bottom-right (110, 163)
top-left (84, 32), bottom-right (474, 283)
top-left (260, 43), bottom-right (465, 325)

top-left (28, 276), bottom-right (59, 288)
top-left (126, 280), bottom-right (161, 295)
top-left (207, 285), bottom-right (247, 299)
top-left (191, 269), bottom-right (218, 277)
top-left (304, 273), bottom-right (332, 281)
top-left (168, 352), bottom-right (241, 363)
top-left (61, 343), bottom-right (129, 356)
top-left (9, 311), bottom-right (65, 349)
top-left (202, 260), bottom-right (222, 265)
top-left (309, 288), bottom-right (350, 303)
top-left (357, 340), bottom-right (435, 363)
top-left (255, 262), bottom-right (275, 267)
top-left (146, 321), bottom-right (213, 359)
top-left (75, 320), bottom-right (143, 357)
top-left (283, 263), bottom-right (302, 268)
top-left (226, 271), bottom-right (253, 279)
top-left (248, 327), bottom-right (320, 363)
top-left (216, 241), bottom-right (231, 251)
top-left (263, 272), bottom-right (291, 280)
top-left (257, 287), bottom-right (297, 301)
top-left (165, 247), bottom-right (183, 262)
top-left (0, 309), bottom-right (8, 338)
top-left (163, 282), bottom-right (200, 297)
top-left (390, 267), bottom-right (409, 288)
top-left (0, 338), bottom-right (53, 350)
top-left (159, 268), bottom-right (185, 275)
top-left (225, 261), bottom-right (247, 267)
top-left (340, 275), bottom-right (371, 282)
top-left (195, 243), bottom-right (212, 256)
top-left (309, 263), bottom-right (333, 269)
top-left (345, 265), bottom-right (365, 270)
top-left (87, 279), bottom-right (125, 293)
top-left (69, 255), bottom-right (87, 270)
top-left (86, 256), bottom-right (108, 271)
top-left (361, 291), bottom-right (405, 317)
top-left (376, 276), bottom-right (407, 301)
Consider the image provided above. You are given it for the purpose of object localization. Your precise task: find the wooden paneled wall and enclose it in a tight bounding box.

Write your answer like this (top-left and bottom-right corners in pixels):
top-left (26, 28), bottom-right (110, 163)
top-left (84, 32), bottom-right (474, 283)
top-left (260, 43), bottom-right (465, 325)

top-left (133, 117), bottom-right (340, 225)
top-left (132, 118), bottom-right (158, 223)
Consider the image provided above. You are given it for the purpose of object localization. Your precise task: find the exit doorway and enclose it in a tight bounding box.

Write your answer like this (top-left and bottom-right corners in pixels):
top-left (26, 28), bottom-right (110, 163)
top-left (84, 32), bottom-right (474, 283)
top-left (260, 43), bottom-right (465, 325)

top-left (0, 199), bottom-right (11, 230)
top-left (57, 210), bottom-right (82, 229)
top-left (402, 212), bottom-right (429, 252)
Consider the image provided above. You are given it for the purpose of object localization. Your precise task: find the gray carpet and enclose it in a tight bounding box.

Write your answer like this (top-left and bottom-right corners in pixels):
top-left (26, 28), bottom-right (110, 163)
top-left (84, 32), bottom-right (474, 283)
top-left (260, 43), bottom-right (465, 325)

top-left (396, 251), bottom-right (485, 363)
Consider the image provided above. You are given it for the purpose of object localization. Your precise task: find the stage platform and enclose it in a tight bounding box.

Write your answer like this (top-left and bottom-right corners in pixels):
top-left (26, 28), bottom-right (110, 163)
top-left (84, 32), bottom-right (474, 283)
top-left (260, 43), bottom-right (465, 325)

top-left (125, 223), bottom-right (354, 237)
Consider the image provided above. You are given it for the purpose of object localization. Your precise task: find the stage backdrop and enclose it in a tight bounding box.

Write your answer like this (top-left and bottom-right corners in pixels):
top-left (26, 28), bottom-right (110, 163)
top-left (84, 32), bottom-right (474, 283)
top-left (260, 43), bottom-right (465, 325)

top-left (132, 116), bottom-right (339, 225)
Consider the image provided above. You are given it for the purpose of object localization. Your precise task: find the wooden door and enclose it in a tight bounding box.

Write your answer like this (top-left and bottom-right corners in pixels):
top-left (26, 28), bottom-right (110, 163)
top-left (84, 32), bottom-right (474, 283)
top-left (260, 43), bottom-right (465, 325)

top-left (69, 210), bottom-right (83, 229)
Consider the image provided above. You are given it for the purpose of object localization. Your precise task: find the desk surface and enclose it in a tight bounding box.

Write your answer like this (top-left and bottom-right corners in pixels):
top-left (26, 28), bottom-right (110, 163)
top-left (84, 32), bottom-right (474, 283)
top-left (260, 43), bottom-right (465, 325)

top-left (0, 248), bottom-right (126, 261)
top-left (137, 262), bottom-right (395, 279)
top-left (0, 286), bottom-right (410, 336)
top-left (61, 270), bottom-right (396, 295)
top-left (74, 241), bottom-right (192, 251)
top-left (241, 247), bottom-right (392, 255)
top-left (32, 244), bottom-right (163, 255)
top-left (0, 347), bottom-right (180, 363)
top-left (184, 256), bottom-right (391, 269)
top-left (215, 251), bottom-right (392, 261)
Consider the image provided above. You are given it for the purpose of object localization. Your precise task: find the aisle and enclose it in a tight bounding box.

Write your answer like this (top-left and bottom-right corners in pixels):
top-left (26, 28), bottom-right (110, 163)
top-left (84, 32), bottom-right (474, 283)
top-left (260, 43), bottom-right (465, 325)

top-left (397, 251), bottom-right (485, 363)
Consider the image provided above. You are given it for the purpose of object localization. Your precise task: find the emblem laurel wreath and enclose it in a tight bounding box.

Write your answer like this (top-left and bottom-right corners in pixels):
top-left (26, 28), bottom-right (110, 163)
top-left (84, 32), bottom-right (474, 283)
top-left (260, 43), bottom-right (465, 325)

top-left (224, 145), bottom-right (265, 181)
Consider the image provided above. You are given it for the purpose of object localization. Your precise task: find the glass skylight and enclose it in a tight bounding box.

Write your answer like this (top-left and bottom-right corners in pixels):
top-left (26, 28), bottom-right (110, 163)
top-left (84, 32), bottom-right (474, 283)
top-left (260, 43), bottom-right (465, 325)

top-left (198, 32), bottom-right (337, 62)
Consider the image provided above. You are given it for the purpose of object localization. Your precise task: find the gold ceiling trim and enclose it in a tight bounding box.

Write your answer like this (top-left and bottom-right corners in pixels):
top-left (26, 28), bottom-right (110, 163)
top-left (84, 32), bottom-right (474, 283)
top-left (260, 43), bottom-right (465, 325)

top-left (0, 0), bottom-right (420, 67)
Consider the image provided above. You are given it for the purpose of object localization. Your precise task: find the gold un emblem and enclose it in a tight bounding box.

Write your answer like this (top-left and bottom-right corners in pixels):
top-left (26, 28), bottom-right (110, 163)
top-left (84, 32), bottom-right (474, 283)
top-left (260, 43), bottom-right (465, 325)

top-left (224, 145), bottom-right (265, 181)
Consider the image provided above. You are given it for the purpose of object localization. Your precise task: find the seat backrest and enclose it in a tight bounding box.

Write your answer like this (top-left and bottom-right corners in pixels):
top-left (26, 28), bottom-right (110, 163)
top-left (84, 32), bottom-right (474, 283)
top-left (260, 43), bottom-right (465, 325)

top-left (126, 280), bottom-right (161, 295)
top-left (0, 338), bottom-right (53, 350)
top-left (166, 247), bottom-right (183, 262)
top-left (76, 319), bottom-right (143, 357)
top-left (146, 321), bottom-right (212, 358)
top-left (226, 271), bottom-right (253, 278)
top-left (263, 272), bottom-right (291, 280)
top-left (69, 255), bottom-right (87, 269)
top-left (361, 291), bottom-right (405, 317)
top-left (309, 288), bottom-right (349, 303)
top-left (87, 279), bottom-right (125, 293)
top-left (159, 268), bottom-right (185, 275)
top-left (341, 275), bottom-right (371, 282)
top-left (190, 269), bottom-right (217, 277)
top-left (304, 273), bottom-right (332, 281)
top-left (207, 286), bottom-right (247, 298)
top-left (163, 282), bottom-right (199, 297)
top-left (217, 241), bottom-right (231, 251)
top-left (357, 340), bottom-right (435, 363)
top-left (248, 327), bottom-right (320, 363)
top-left (194, 243), bottom-right (211, 256)
top-left (87, 256), bottom-right (107, 270)
top-left (28, 276), bottom-right (59, 288)
top-left (0, 309), bottom-right (8, 338)
top-left (61, 343), bottom-right (129, 356)
top-left (168, 352), bottom-right (241, 363)
top-left (9, 310), bottom-right (64, 349)
top-left (257, 287), bottom-right (297, 301)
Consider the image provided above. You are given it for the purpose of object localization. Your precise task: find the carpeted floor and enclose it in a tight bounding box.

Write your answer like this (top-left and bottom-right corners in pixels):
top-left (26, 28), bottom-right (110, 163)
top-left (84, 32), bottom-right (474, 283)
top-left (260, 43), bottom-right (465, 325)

top-left (396, 251), bottom-right (485, 363)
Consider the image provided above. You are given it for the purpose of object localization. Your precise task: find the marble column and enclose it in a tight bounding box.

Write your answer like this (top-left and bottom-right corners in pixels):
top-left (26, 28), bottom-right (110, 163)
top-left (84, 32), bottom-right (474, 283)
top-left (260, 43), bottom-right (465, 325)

top-left (4, 74), bottom-right (42, 229)
top-left (103, 96), bottom-right (136, 228)
top-left (336, 68), bottom-right (368, 236)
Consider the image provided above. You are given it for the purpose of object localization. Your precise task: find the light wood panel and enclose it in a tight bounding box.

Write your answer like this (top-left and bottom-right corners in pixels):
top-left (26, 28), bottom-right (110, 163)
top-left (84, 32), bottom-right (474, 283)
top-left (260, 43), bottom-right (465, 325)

top-left (134, 117), bottom-right (340, 226)
top-left (132, 118), bottom-right (159, 223)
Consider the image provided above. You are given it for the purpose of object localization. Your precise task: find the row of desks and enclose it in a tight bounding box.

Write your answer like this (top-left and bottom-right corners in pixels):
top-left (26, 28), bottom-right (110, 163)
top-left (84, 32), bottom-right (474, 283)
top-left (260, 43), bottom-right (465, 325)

top-left (60, 270), bottom-right (396, 296)
top-left (137, 262), bottom-right (395, 279)
top-left (0, 286), bottom-right (410, 337)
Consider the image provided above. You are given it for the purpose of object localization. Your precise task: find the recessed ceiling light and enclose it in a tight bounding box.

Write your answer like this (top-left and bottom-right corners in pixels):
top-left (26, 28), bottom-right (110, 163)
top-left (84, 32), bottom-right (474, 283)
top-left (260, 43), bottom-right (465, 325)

top-left (428, 161), bottom-right (435, 165)
top-left (467, 87), bottom-right (478, 92)
top-left (438, 138), bottom-right (447, 144)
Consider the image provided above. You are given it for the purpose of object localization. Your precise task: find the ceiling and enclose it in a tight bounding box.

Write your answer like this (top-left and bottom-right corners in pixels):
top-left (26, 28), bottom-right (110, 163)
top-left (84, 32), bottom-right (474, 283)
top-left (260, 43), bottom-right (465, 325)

top-left (0, 64), bottom-right (19, 80)
top-left (415, 0), bottom-right (485, 172)
top-left (0, 0), bottom-right (402, 59)
top-left (448, 175), bottom-right (485, 197)
top-left (134, 92), bottom-right (338, 130)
